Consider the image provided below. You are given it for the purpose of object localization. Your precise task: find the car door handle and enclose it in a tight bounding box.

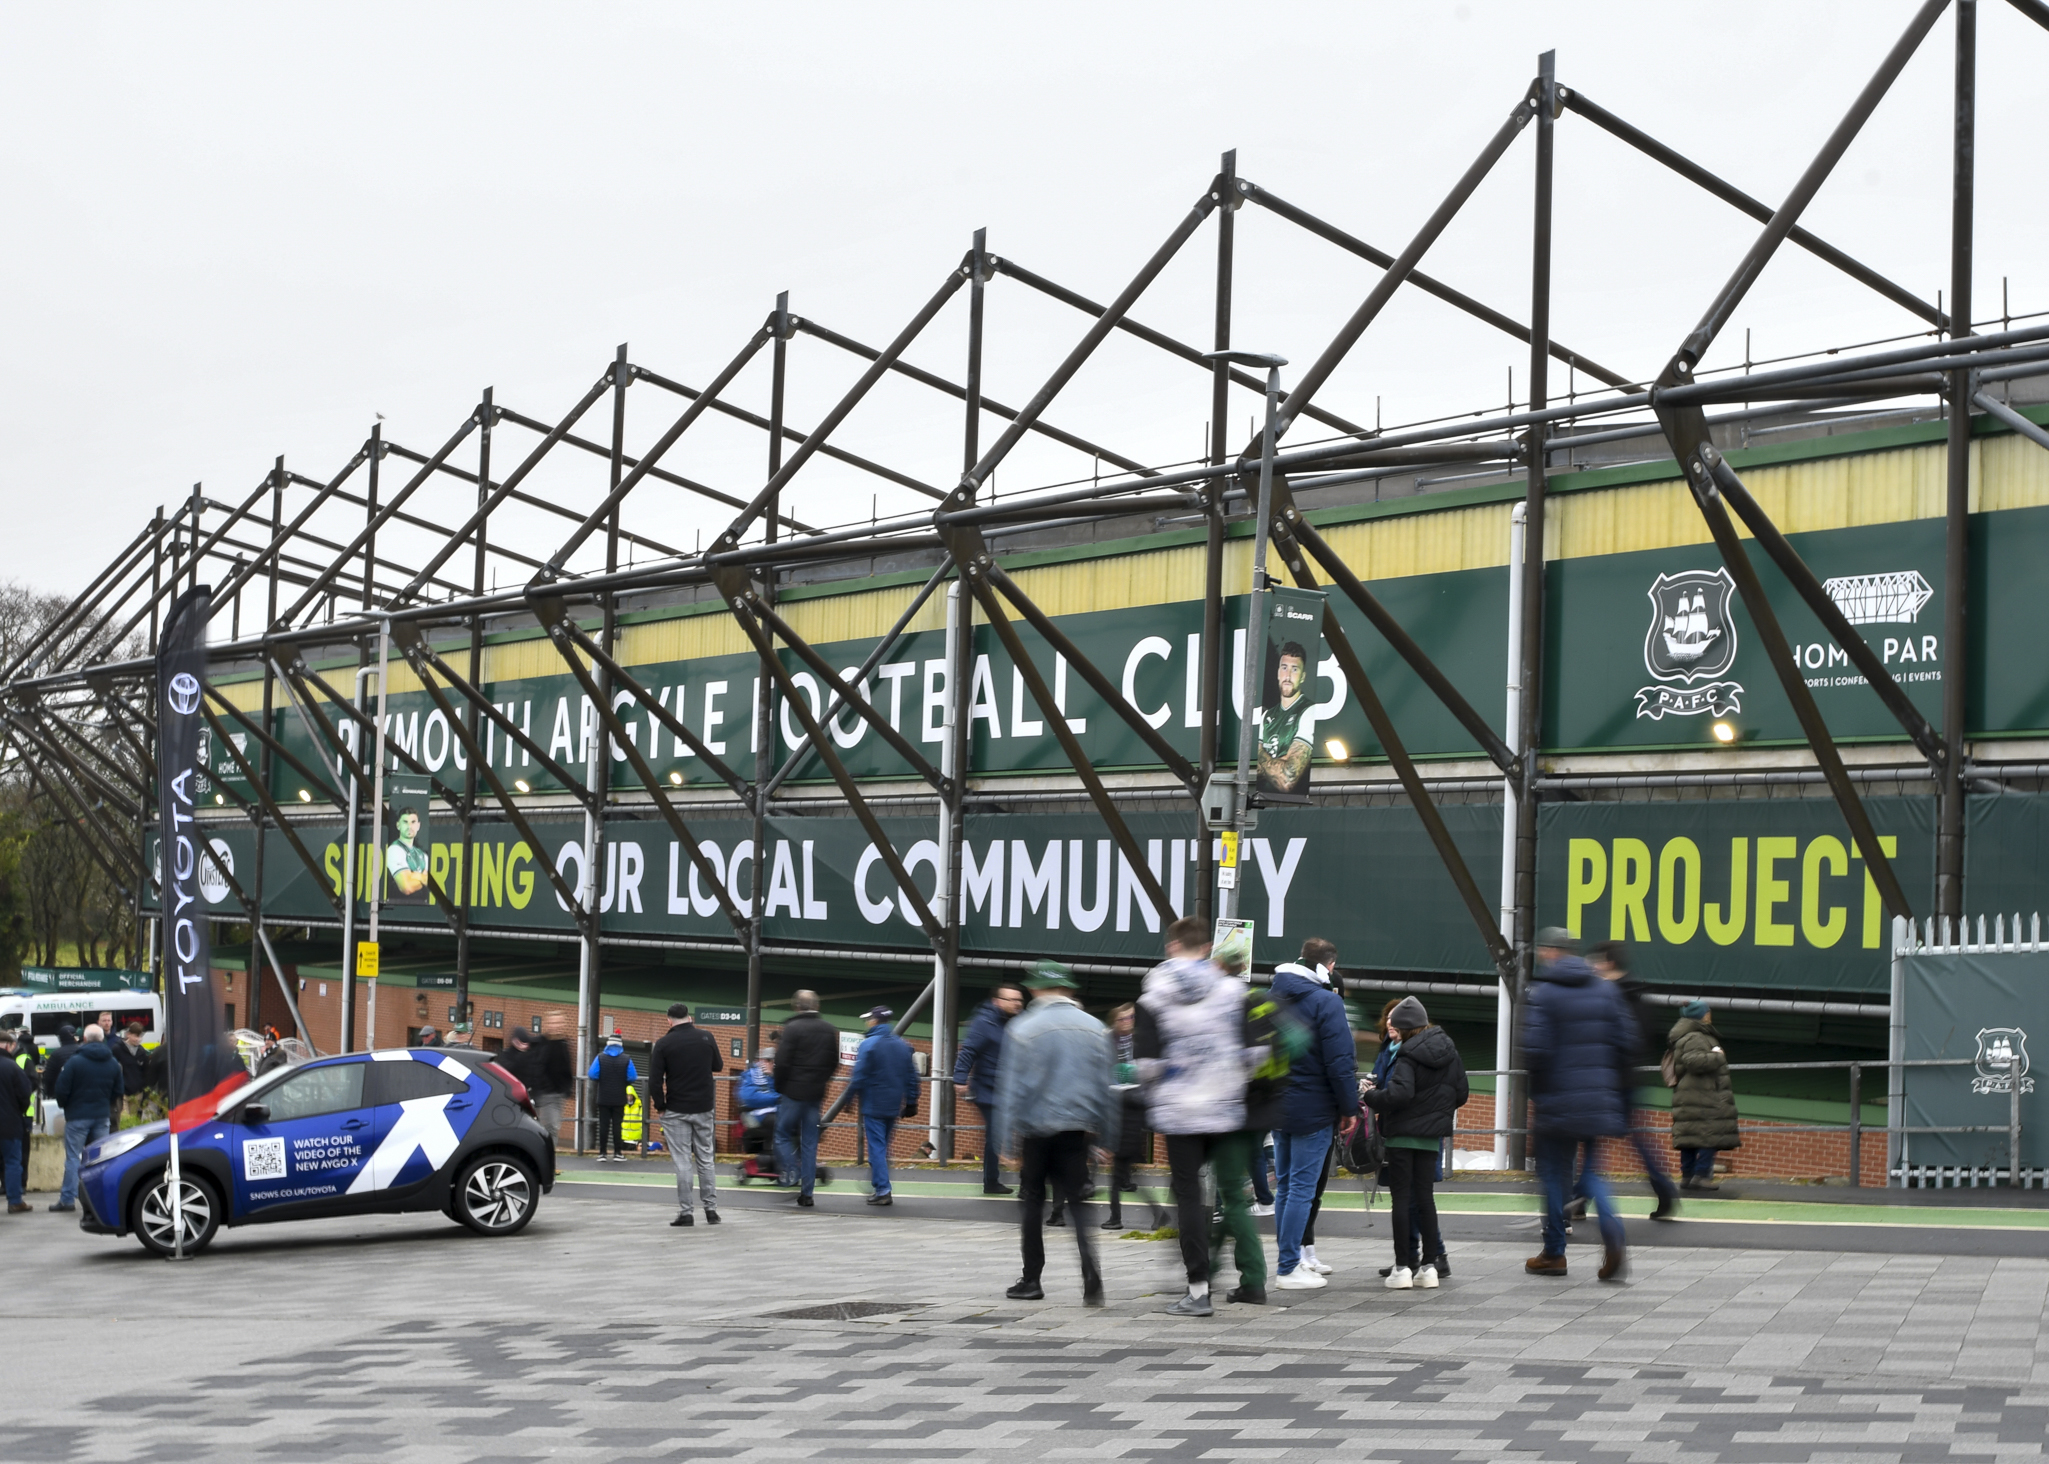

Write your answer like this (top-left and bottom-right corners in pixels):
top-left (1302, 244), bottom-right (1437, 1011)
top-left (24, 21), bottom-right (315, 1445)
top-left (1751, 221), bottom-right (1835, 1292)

top-left (448, 1100), bottom-right (472, 1110)
top-left (342, 1119), bottom-right (368, 1130)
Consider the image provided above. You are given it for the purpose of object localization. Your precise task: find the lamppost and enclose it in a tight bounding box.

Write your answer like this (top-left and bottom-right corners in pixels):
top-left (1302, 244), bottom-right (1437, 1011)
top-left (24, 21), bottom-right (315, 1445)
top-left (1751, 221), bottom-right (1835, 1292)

top-left (1202, 351), bottom-right (1287, 921)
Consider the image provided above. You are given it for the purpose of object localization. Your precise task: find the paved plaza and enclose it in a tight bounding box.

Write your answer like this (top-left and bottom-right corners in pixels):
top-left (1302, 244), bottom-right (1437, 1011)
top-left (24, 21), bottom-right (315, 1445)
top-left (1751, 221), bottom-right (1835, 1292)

top-left (15, 1179), bottom-right (2049, 1461)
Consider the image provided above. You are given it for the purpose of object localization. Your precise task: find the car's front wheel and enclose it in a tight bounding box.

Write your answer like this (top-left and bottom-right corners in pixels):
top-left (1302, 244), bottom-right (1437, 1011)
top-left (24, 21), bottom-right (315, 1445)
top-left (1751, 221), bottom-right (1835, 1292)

top-left (131, 1170), bottom-right (222, 1258)
top-left (452, 1153), bottom-right (538, 1237)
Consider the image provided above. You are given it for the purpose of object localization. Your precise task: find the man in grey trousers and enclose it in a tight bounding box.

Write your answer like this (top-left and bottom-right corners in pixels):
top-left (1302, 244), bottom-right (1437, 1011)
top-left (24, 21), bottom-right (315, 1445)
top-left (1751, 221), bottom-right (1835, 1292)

top-left (649, 1003), bottom-right (725, 1227)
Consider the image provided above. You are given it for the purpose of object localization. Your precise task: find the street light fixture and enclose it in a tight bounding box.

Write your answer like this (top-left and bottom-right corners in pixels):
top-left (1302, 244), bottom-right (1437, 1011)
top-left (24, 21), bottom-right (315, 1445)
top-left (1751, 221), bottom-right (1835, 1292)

top-left (1203, 351), bottom-right (1288, 922)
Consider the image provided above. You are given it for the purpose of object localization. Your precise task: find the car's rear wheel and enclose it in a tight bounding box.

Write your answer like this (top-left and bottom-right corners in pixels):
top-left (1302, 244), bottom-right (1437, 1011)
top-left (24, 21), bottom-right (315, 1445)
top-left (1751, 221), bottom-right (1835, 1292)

top-left (131, 1170), bottom-right (221, 1258)
top-left (452, 1153), bottom-right (538, 1237)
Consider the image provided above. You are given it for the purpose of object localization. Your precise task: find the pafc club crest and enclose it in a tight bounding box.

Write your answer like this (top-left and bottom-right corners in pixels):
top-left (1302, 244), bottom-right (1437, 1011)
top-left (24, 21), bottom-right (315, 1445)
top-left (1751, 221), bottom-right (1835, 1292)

top-left (1635, 568), bottom-right (1745, 721)
top-left (1972, 1027), bottom-right (2033, 1095)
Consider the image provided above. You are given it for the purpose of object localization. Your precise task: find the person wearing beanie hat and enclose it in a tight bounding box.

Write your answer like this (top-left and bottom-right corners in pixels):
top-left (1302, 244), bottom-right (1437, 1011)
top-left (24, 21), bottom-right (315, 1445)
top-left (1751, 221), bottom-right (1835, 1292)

top-left (1521, 923), bottom-right (1634, 1281)
top-left (1665, 1002), bottom-right (1738, 1190)
top-left (1362, 996), bottom-right (1467, 1290)
top-left (650, 1003), bottom-right (725, 1224)
top-left (586, 1033), bottom-right (640, 1162)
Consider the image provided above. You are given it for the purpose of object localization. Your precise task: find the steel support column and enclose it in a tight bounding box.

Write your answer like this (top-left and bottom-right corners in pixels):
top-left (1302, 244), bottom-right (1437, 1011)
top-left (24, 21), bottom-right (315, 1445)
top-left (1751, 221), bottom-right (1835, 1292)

top-left (1938, 0), bottom-right (1976, 922)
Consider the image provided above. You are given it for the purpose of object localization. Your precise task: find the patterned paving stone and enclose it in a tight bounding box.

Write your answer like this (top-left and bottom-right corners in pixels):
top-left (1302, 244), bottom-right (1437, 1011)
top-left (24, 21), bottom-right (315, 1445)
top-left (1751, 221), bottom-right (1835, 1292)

top-left (19, 1189), bottom-right (2049, 1459)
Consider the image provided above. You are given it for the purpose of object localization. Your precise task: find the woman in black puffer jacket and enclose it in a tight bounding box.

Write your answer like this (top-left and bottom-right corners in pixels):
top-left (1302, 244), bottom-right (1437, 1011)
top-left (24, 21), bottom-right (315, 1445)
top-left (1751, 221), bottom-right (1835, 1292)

top-left (1361, 996), bottom-right (1469, 1289)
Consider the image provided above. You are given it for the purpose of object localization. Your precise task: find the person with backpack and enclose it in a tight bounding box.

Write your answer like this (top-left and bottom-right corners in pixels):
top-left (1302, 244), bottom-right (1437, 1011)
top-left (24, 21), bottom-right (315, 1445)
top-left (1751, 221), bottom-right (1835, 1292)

top-left (1361, 996), bottom-right (1467, 1289)
top-left (1269, 938), bottom-right (1357, 1292)
top-left (1134, 916), bottom-right (1248, 1318)
top-left (585, 1033), bottom-right (639, 1161)
top-left (1666, 1000), bottom-right (1740, 1190)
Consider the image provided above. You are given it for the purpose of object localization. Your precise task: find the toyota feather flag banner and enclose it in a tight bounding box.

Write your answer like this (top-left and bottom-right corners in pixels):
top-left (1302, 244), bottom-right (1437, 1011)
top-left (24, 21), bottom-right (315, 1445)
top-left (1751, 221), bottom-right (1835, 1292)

top-left (157, 585), bottom-right (247, 1131)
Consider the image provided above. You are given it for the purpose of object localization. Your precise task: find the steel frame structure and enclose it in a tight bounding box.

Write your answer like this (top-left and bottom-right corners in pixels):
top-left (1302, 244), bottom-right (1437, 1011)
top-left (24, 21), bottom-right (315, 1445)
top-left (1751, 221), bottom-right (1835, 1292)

top-left (8, 4), bottom-right (2048, 1162)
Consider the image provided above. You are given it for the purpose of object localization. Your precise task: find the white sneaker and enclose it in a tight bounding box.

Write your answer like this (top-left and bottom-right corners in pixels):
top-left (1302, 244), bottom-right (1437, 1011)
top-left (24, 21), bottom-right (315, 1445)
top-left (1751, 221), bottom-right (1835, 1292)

top-left (1384, 1266), bottom-right (1414, 1290)
top-left (1250, 1203), bottom-right (1275, 1217)
top-left (1416, 1264), bottom-right (1440, 1289)
top-left (1301, 1249), bottom-right (1334, 1275)
top-left (1275, 1269), bottom-right (1328, 1290)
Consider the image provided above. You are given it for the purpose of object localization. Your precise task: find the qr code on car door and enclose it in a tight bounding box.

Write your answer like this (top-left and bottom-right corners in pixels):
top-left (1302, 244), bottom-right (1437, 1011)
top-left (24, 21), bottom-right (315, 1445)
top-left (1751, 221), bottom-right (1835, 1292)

top-left (242, 1137), bottom-right (286, 1179)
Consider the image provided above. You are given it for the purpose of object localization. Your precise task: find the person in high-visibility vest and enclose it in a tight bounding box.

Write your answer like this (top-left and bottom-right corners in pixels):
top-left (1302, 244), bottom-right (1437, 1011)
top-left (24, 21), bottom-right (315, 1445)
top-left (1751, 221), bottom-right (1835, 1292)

top-left (620, 1083), bottom-right (645, 1149)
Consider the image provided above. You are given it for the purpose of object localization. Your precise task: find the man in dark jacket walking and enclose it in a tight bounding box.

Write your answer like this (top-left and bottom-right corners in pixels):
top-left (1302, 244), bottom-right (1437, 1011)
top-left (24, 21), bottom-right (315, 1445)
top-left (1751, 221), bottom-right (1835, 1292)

top-left (773, 990), bottom-right (840, 1206)
top-left (1521, 928), bottom-right (1632, 1280)
top-left (53, 1024), bottom-right (124, 1213)
top-left (1586, 941), bottom-right (1679, 1218)
top-left (953, 983), bottom-right (1023, 1195)
top-left (529, 1013), bottom-right (574, 1173)
top-left (848, 1006), bottom-right (919, 1206)
top-left (0, 1031), bottom-right (32, 1212)
top-left (1269, 938), bottom-right (1357, 1291)
top-left (649, 1004), bottom-right (726, 1226)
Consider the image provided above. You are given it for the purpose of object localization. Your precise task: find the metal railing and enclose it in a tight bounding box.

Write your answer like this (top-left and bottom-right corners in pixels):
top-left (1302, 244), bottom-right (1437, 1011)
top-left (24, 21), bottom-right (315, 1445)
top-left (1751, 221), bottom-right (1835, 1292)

top-left (1451, 1057), bottom-right (2028, 1189)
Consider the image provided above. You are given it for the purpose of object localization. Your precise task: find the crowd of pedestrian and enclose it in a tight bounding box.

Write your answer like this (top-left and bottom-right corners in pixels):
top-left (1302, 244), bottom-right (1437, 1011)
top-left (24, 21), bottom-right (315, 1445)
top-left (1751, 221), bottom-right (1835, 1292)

top-left (0, 921), bottom-right (1738, 1292)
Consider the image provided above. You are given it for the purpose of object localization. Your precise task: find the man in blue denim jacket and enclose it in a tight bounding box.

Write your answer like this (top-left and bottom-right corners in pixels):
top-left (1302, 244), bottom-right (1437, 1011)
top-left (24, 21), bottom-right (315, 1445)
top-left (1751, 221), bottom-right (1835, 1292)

top-left (995, 962), bottom-right (1119, 1305)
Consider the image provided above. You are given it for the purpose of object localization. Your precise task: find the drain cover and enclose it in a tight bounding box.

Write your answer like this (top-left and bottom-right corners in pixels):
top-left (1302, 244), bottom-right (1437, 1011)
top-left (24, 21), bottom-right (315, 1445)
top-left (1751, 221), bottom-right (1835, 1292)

top-left (771, 1300), bottom-right (925, 1321)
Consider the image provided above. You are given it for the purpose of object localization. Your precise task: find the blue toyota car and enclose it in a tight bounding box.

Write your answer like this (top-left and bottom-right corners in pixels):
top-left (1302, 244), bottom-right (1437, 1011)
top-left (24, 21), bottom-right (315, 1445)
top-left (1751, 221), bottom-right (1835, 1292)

top-left (76, 1048), bottom-right (553, 1257)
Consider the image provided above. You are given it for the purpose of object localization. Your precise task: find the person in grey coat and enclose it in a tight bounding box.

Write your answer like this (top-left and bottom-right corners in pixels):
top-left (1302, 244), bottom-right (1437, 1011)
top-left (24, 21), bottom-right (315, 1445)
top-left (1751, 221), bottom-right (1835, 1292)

top-left (995, 962), bottom-right (1119, 1305)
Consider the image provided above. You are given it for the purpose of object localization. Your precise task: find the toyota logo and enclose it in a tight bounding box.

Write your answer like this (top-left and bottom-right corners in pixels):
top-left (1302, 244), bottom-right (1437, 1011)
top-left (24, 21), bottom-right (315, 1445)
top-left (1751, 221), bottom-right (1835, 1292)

top-left (168, 672), bottom-right (201, 716)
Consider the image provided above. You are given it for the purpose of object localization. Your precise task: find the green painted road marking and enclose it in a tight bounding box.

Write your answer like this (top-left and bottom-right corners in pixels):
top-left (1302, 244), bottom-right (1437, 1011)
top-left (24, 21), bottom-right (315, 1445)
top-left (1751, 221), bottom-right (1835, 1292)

top-left (555, 1170), bottom-right (2049, 1229)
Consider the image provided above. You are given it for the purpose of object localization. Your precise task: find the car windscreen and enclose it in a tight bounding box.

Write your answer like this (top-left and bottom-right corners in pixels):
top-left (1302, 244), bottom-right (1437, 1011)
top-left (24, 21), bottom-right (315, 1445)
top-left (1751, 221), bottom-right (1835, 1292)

top-left (252, 1062), bottom-right (367, 1123)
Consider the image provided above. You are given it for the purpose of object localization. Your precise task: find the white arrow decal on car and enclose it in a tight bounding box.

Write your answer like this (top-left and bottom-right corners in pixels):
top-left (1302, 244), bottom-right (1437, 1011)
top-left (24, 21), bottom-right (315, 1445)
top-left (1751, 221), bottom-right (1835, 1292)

top-left (346, 1096), bottom-right (464, 1194)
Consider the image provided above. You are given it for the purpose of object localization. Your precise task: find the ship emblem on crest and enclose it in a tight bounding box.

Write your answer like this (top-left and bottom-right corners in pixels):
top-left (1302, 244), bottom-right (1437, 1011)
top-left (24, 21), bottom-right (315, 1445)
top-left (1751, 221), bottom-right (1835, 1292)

top-left (1635, 568), bottom-right (1744, 720)
top-left (1972, 1027), bottom-right (2033, 1095)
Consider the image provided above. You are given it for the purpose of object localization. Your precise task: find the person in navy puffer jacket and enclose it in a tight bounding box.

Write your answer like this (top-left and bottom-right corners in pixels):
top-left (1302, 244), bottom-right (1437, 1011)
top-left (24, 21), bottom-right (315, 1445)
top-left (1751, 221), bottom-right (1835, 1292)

top-left (1269, 939), bottom-right (1358, 1290)
top-left (1521, 927), bottom-right (1633, 1282)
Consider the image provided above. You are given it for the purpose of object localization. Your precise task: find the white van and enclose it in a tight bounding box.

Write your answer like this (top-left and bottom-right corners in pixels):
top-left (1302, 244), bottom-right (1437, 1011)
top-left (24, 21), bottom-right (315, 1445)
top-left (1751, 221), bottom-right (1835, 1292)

top-left (0, 988), bottom-right (162, 1057)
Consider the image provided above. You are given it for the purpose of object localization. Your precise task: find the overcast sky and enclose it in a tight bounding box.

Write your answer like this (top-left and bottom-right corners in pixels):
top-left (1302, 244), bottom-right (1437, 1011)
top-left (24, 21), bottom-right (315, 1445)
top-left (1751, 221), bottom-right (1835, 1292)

top-left (4, 2), bottom-right (2042, 602)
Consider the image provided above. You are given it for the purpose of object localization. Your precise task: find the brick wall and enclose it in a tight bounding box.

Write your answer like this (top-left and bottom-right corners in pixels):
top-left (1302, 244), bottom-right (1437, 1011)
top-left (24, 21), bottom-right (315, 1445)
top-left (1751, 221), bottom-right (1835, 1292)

top-left (1456, 1092), bottom-right (1884, 1185)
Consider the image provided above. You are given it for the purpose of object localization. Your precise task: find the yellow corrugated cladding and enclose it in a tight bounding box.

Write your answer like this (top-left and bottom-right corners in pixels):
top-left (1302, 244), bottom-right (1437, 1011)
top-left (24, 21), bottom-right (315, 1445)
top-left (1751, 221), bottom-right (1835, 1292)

top-left (210, 433), bottom-right (2049, 684)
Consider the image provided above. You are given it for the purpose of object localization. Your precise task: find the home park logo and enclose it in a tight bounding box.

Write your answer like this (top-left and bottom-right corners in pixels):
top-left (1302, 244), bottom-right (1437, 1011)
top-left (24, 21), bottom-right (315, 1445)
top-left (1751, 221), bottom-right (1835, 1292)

top-left (1972, 1027), bottom-right (2034, 1096)
top-left (1635, 568), bottom-right (1744, 721)
top-left (167, 671), bottom-right (202, 716)
top-left (197, 838), bottom-right (234, 905)
top-left (1822, 569), bottom-right (1933, 625)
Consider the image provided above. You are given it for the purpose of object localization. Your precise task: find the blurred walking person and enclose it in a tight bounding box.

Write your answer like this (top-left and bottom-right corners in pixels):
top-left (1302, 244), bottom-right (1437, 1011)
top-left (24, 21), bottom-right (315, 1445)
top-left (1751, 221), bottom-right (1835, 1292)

top-left (954, 982), bottom-right (1024, 1195)
top-left (1522, 928), bottom-right (1633, 1281)
top-left (1361, 996), bottom-right (1466, 1289)
top-left (1586, 941), bottom-right (1680, 1219)
top-left (1135, 917), bottom-right (1247, 1318)
top-left (773, 990), bottom-right (840, 1207)
top-left (530, 1012), bottom-right (574, 1177)
top-left (1269, 939), bottom-right (1357, 1292)
top-left (848, 1006), bottom-right (919, 1206)
top-left (1666, 1001), bottom-right (1740, 1190)
top-left (998, 963), bottom-right (1117, 1304)
top-left (1100, 1004), bottom-right (1166, 1232)
top-left (650, 1004), bottom-right (725, 1227)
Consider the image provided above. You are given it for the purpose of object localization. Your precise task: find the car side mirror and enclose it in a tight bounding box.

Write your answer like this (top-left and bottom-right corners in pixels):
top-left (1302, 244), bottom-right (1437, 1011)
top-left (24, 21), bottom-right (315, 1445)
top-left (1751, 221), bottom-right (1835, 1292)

top-left (242, 1104), bottom-right (270, 1125)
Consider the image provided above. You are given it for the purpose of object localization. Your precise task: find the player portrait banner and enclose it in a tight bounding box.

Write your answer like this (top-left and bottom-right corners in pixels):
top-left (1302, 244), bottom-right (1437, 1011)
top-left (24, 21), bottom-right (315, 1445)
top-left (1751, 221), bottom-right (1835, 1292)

top-left (156, 584), bottom-right (248, 1131)
top-left (1255, 585), bottom-right (1329, 799)
top-left (382, 775), bottom-right (434, 905)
